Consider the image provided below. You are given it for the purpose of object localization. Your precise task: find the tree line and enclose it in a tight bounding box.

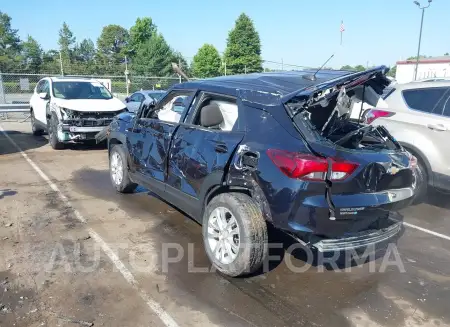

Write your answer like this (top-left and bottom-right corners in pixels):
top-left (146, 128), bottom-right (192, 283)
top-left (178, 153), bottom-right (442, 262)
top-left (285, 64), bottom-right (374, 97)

top-left (0, 11), bottom-right (263, 78)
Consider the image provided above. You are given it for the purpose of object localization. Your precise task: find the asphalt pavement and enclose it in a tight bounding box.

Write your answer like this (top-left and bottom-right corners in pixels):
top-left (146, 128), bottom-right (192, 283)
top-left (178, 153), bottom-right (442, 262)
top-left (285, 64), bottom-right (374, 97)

top-left (1, 119), bottom-right (449, 327)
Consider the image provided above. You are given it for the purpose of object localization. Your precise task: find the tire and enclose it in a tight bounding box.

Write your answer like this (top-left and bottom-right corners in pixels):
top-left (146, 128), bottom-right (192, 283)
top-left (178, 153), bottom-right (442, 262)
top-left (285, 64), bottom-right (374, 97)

top-left (47, 112), bottom-right (64, 150)
top-left (202, 193), bottom-right (268, 277)
top-left (30, 110), bottom-right (44, 136)
top-left (413, 158), bottom-right (428, 204)
top-left (109, 144), bottom-right (137, 193)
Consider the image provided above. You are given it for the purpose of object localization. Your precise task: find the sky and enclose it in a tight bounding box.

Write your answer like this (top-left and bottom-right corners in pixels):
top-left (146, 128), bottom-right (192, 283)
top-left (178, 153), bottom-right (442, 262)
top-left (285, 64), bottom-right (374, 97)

top-left (2, 0), bottom-right (449, 69)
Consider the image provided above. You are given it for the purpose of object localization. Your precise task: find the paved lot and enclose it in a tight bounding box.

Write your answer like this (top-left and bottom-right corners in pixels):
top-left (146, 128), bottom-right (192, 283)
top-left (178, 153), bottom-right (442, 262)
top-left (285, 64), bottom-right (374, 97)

top-left (1, 120), bottom-right (450, 327)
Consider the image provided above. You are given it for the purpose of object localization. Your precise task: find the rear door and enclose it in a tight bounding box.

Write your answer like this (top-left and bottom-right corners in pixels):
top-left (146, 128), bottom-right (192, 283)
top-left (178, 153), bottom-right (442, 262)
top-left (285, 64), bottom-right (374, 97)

top-left (400, 87), bottom-right (450, 183)
top-left (166, 92), bottom-right (244, 219)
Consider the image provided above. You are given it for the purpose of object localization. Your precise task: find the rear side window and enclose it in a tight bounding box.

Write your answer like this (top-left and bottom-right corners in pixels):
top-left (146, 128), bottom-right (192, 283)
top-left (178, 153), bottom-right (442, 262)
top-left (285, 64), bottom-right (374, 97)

top-left (402, 87), bottom-right (450, 114)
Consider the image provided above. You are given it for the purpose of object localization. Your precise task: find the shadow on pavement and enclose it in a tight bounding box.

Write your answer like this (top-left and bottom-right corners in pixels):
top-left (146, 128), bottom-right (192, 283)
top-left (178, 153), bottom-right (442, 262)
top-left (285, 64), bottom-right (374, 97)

top-left (0, 130), bottom-right (47, 155)
top-left (424, 187), bottom-right (450, 210)
top-left (0, 189), bottom-right (17, 200)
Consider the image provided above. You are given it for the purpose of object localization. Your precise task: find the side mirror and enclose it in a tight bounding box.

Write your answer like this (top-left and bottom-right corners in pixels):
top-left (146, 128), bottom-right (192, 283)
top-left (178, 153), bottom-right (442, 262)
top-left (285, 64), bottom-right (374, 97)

top-left (39, 92), bottom-right (49, 100)
top-left (125, 97), bottom-right (130, 103)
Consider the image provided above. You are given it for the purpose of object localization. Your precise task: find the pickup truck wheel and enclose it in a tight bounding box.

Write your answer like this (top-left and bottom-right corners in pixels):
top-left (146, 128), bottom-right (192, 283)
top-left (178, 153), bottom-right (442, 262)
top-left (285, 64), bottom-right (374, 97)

top-left (109, 145), bottom-right (137, 193)
top-left (203, 193), bottom-right (268, 277)
top-left (30, 110), bottom-right (44, 136)
top-left (47, 113), bottom-right (64, 150)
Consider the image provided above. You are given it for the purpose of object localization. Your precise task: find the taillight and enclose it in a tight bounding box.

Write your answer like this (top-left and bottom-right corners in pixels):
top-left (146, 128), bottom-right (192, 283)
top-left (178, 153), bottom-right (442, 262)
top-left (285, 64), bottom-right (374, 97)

top-left (267, 149), bottom-right (359, 181)
top-left (364, 109), bottom-right (395, 124)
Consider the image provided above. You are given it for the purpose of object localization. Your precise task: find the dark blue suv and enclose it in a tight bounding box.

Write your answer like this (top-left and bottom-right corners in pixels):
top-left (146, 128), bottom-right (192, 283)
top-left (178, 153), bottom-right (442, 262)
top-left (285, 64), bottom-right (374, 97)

top-left (103, 66), bottom-right (419, 276)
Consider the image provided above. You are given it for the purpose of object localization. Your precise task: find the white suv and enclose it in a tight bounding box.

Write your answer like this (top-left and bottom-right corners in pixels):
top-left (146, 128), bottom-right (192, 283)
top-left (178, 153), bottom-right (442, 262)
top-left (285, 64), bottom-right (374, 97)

top-left (29, 77), bottom-right (127, 149)
top-left (364, 81), bottom-right (450, 199)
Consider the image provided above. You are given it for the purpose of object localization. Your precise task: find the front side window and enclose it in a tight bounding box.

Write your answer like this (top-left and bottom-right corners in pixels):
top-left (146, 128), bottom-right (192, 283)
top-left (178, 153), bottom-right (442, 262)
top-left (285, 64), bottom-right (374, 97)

top-left (35, 80), bottom-right (44, 93)
top-left (148, 90), bottom-right (195, 123)
top-left (402, 87), bottom-right (450, 114)
top-left (52, 81), bottom-right (113, 100)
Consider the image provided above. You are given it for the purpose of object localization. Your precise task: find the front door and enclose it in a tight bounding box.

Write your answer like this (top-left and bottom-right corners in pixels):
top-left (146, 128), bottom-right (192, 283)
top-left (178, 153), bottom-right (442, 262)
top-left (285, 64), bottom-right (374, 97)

top-left (32, 80), bottom-right (50, 124)
top-left (128, 89), bottom-right (197, 189)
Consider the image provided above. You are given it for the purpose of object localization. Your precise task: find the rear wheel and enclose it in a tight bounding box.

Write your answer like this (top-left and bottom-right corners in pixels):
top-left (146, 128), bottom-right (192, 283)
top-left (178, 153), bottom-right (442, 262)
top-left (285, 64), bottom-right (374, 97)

top-left (202, 193), bottom-right (268, 277)
top-left (47, 112), bottom-right (64, 150)
top-left (413, 158), bottom-right (428, 204)
top-left (109, 144), bottom-right (137, 193)
top-left (30, 110), bottom-right (44, 136)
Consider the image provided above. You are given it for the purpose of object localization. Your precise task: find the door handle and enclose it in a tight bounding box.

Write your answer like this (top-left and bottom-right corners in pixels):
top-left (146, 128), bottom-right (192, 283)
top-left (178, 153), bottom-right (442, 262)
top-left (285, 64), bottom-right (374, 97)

top-left (214, 144), bottom-right (228, 153)
top-left (126, 127), bottom-right (142, 133)
top-left (427, 124), bottom-right (447, 131)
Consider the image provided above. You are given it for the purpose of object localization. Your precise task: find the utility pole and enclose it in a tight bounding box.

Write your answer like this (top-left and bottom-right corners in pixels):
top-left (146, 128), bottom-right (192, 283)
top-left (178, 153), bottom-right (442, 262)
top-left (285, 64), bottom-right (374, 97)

top-left (178, 58), bottom-right (182, 83)
top-left (281, 58), bottom-right (284, 71)
top-left (413, 0), bottom-right (432, 80)
top-left (59, 51), bottom-right (64, 76)
top-left (124, 55), bottom-right (130, 97)
top-left (224, 61), bottom-right (227, 76)
top-left (244, 65), bottom-right (247, 74)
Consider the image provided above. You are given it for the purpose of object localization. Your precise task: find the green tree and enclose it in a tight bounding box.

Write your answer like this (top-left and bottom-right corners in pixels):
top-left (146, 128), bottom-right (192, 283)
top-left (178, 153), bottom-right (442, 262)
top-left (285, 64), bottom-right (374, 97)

top-left (75, 39), bottom-right (95, 62)
top-left (387, 65), bottom-right (397, 78)
top-left (132, 33), bottom-right (174, 76)
top-left (445, 52), bottom-right (449, 56)
top-left (58, 22), bottom-right (76, 70)
top-left (21, 36), bottom-right (42, 73)
top-left (340, 65), bottom-right (354, 71)
top-left (97, 24), bottom-right (129, 69)
top-left (129, 17), bottom-right (157, 53)
top-left (407, 55), bottom-right (428, 60)
top-left (192, 44), bottom-right (221, 78)
top-left (41, 50), bottom-right (60, 74)
top-left (0, 11), bottom-right (22, 72)
top-left (223, 13), bottom-right (262, 74)
top-left (354, 65), bottom-right (366, 72)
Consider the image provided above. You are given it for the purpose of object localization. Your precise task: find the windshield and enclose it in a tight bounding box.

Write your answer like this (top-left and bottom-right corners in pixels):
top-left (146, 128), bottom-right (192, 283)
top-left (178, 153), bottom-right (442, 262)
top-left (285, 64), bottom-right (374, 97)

top-left (148, 92), bottom-right (165, 101)
top-left (52, 81), bottom-right (113, 100)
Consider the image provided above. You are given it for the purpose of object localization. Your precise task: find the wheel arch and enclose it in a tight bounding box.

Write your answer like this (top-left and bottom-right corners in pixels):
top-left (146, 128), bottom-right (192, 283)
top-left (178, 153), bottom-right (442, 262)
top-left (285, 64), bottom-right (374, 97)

top-left (400, 141), bottom-right (433, 185)
top-left (203, 181), bottom-right (273, 224)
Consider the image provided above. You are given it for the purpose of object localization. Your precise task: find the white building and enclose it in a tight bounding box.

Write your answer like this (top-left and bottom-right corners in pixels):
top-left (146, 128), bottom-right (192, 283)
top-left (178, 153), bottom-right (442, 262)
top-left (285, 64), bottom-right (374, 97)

top-left (395, 56), bottom-right (450, 83)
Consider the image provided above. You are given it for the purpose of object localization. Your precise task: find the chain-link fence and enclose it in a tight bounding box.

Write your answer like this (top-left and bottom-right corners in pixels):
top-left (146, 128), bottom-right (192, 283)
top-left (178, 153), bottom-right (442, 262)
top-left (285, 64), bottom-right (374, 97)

top-left (0, 73), bottom-right (184, 104)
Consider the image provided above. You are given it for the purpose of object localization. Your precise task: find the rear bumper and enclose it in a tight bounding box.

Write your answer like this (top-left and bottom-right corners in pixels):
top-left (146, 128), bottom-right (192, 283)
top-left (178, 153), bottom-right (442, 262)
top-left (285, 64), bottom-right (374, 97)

top-left (311, 220), bottom-right (402, 252)
top-left (271, 186), bottom-right (414, 240)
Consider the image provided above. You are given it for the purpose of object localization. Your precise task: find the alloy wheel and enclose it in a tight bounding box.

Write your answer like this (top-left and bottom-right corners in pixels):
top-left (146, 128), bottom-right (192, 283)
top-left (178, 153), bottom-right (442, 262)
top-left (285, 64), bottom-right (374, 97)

top-left (110, 151), bottom-right (124, 186)
top-left (207, 207), bottom-right (240, 265)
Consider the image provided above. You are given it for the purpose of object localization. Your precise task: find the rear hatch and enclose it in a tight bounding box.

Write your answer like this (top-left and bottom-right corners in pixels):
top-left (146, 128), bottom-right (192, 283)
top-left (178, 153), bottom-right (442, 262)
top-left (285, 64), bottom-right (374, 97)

top-left (283, 66), bottom-right (416, 236)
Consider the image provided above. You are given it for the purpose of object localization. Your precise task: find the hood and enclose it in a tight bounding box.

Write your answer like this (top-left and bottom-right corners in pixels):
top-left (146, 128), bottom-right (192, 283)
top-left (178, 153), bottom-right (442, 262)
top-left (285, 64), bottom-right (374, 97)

top-left (51, 97), bottom-right (126, 112)
top-left (283, 66), bottom-right (391, 115)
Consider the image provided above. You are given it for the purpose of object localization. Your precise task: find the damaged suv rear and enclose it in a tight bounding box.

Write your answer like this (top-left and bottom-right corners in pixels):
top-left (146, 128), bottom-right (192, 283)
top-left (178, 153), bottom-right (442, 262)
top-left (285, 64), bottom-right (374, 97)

top-left (105, 66), bottom-right (418, 276)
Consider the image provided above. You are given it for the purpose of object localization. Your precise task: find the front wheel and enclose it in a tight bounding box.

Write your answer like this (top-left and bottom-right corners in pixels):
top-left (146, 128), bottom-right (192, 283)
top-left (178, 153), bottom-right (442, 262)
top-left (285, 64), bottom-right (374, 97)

top-left (202, 193), bottom-right (268, 277)
top-left (109, 144), bottom-right (137, 193)
top-left (47, 113), bottom-right (64, 150)
top-left (31, 110), bottom-right (44, 136)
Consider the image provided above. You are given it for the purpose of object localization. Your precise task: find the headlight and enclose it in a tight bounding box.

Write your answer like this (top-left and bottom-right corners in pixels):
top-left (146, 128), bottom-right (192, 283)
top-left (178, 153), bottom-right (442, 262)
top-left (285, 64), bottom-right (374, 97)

top-left (116, 108), bottom-right (128, 115)
top-left (59, 107), bottom-right (79, 119)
